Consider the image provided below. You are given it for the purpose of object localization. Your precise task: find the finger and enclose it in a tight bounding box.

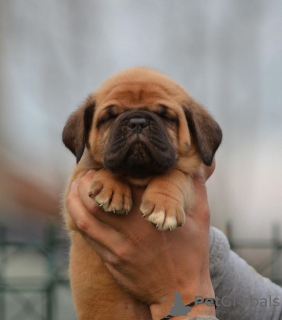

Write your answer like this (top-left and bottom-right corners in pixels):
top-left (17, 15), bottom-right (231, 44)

top-left (78, 172), bottom-right (145, 231)
top-left (67, 180), bottom-right (122, 245)
top-left (78, 172), bottom-right (128, 226)
top-left (77, 170), bottom-right (98, 214)
top-left (203, 159), bottom-right (216, 181)
top-left (187, 174), bottom-right (210, 228)
top-left (83, 233), bottom-right (117, 264)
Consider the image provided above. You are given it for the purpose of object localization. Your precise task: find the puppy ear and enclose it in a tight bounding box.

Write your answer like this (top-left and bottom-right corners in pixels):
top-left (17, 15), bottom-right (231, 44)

top-left (62, 96), bottom-right (95, 163)
top-left (183, 100), bottom-right (222, 166)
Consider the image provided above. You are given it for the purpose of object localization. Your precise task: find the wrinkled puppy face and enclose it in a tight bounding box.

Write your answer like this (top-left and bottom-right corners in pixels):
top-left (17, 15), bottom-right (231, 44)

top-left (98, 107), bottom-right (178, 178)
top-left (88, 69), bottom-right (195, 179)
top-left (63, 68), bottom-right (222, 181)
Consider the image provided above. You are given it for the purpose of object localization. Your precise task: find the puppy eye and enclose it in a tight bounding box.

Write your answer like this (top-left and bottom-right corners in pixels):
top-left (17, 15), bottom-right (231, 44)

top-left (156, 105), bottom-right (178, 124)
top-left (97, 114), bottom-right (118, 128)
top-left (157, 113), bottom-right (178, 124)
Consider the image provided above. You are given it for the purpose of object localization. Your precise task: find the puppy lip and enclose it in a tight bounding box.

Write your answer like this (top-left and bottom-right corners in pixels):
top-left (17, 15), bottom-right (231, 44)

top-left (126, 141), bottom-right (152, 161)
top-left (105, 140), bottom-right (176, 179)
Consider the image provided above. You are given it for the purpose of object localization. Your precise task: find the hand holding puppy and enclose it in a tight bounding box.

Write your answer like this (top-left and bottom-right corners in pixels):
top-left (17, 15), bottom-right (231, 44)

top-left (66, 164), bottom-right (215, 319)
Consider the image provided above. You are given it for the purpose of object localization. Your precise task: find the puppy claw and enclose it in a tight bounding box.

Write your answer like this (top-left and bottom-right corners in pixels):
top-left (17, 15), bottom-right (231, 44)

top-left (89, 176), bottom-right (132, 215)
top-left (93, 199), bottom-right (104, 207)
top-left (141, 194), bottom-right (185, 231)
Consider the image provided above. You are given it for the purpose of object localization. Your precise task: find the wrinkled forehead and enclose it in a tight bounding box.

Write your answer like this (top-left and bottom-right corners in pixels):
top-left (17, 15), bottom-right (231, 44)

top-left (94, 70), bottom-right (190, 110)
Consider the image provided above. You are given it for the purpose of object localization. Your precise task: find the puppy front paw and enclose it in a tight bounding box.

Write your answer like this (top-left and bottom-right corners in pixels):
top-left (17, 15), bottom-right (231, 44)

top-left (140, 193), bottom-right (185, 230)
top-left (88, 174), bottom-right (132, 214)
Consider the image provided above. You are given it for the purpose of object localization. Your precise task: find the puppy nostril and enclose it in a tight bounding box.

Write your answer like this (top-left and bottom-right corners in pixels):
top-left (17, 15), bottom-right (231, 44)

top-left (129, 117), bottom-right (148, 131)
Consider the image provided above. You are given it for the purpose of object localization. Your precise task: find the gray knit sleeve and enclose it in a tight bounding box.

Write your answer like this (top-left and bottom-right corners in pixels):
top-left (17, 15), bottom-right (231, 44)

top-left (209, 227), bottom-right (282, 320)
top-left (186, 317), bottom-right (218, 320)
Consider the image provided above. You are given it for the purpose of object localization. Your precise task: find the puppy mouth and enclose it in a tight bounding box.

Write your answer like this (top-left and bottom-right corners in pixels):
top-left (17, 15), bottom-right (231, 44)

top-left (123, 140), bottom-right (154, 178)
top-left (126, 141), bottom-right (151, 163)
top-left (106, 138), bottom-right (173, 178)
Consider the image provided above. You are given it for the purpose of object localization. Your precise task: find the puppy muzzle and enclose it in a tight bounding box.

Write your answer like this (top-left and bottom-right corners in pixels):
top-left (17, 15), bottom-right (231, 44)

top-left (104, 110), bottom-right (177, 178)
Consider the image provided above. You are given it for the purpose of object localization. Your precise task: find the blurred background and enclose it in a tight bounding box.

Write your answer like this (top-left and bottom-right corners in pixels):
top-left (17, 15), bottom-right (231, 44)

top-left (0, 0), bottom-right (282, 319)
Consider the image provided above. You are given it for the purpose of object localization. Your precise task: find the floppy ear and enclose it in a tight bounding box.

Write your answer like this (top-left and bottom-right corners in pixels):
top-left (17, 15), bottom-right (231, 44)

top-left (62, 96), bottom-right (95, 163)
top-left (183, 100), bottom-right (222, 166)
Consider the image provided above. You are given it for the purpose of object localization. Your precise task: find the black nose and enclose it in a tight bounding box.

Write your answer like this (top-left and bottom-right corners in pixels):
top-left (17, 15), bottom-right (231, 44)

top-left (129, 117), bottom-right (148, 132)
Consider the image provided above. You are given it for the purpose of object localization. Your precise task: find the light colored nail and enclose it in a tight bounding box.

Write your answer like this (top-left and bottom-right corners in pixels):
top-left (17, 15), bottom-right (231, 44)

top-left (86, 170), bottom-right (94, 176)
top-left (71, 180), bottom-right (78, 192)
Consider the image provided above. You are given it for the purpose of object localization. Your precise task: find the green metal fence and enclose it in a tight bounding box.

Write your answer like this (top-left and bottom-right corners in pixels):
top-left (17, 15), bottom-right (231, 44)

top-left (0, 224), bottom-right (76, 320)
top-left (0, 222), bottom-right (281, 319)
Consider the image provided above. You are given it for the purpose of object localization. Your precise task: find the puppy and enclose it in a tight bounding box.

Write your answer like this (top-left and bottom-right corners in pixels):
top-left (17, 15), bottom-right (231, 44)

top-left (62, 67), bottom-right (222, 320)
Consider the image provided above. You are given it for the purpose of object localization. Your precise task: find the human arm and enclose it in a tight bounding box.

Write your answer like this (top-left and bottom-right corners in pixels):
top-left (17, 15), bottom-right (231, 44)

top-left (209, 226), bottom-right (282, 320)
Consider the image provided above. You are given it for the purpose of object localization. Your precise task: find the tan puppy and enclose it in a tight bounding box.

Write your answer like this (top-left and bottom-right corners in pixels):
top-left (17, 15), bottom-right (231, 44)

top-left (62, 67), bottom-right (222, 320)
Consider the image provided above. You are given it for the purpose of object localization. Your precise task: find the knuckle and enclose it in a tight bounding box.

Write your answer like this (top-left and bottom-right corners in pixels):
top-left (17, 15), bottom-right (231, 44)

top-left (114, 245), bottom-right (129, 263)
top-left (79, 173), bottom-right (88, 184)
top-left (86, 200), bottom-right (98, 213)
top-left (79, 171), bottom-right (94, 186)
top-left (106, 253), bottom-right (120, 266)
top-left (76, 219), bottom-right (89, 233)
top-left (128, 231), bottom-right (141, 245)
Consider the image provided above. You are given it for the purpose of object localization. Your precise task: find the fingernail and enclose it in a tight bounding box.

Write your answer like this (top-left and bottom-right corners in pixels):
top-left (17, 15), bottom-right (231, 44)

top-left (86, 170), bottom-right (94, 176)
top-left (71, 180), bottom-right (78, 192)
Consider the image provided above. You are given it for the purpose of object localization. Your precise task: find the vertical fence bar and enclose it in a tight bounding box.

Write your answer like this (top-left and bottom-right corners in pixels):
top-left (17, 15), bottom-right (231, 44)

top-left (226, 221), bottom-right (234, 249)
top-left (271, 224), bottom-right (281, 282)
top-left (45, 223), bottom-right (57, 320)
top-left (0, 225), bottom-right (7, 320)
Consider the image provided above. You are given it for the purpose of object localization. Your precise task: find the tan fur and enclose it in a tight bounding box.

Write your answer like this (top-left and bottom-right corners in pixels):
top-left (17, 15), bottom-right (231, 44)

top-left (62, 67), bottom-right (222, 319)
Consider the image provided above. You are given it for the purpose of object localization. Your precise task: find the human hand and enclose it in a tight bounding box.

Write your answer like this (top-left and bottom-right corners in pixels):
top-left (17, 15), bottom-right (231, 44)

top-left (66, 162), bottom-right (215, 319)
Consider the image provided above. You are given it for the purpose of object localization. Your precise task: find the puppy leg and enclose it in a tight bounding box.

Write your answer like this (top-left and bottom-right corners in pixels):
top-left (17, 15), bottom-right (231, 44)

top-left (88, 169), bottom-right (133, 214)
top-left (70, 231), bottom-right (152, 320)
top-left (140, 169), bottom-right (194, 230)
